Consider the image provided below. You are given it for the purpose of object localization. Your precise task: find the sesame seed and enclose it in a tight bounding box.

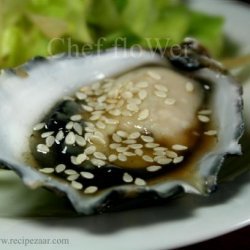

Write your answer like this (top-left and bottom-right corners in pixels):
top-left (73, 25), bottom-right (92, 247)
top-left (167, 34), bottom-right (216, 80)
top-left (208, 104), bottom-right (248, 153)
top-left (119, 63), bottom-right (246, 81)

top-left (37, 144), bottom-right (50, 154)
top-left (109, 143), bottom-right (121, 149)
top-left (155, 84), bottom-right (168, 92)
top-left (173, 156), bottom-right (184, 164)
top-left (65, 169), bottom-right (78, 175)
top-left (67, 174), bottom-right (80, 181)
top-left (56, 131), bottom-right (64, 141)
top-left (204, 130), bottom-right (217, 136)
top-left (80, 171), bottom-right (94, 179)
top-left (85, 122), bottom-right (95, 128)
top-left (117, 130), bottom-right (128, 138)
top-left (147, 70), bottom-right (161, 80)
top-left (39, 168), bottom-right (54, 174)
top-left (136, 81), bottom-right (148, 88)
top-left (198, 109), bottom-right (212, 115)
top-left (76, 153), bottom-right (87, 164)
top-left (112, 133), bottom-right (122, 143)
top-left (55, 164), bottom-right (66, 173)
top-left (154, 147), bottom-right (166, 151)
top-left (129, 144), bottom-right (143, 149)
top-left (97, 95), bottom-right (106, 103)
top-left (141, 135), bottom-right (154, 143)
top-left (75, 135), bottom-right (86, 147)
top-left (104, 118), bottom-right (119, 125)
top-left (127, 103), bottom-right (139, 112)
top-left (96, 121), bottom-right (106, 129)
top-left (65, 132), bottom-right (76, 145)
top-left (116, 146), bottom-right (128, 153)
top-left (186, 82), bottom-right (194, 92)
top-left (166, 151), bottom-right (178, 158)
top-left (123, 173), bottom-right (133, 183)
top-left (134, 178), bottom-right (146, 186)
top-left (118, 153), bottom-right (127, 162)
top-left (127, 98), bottom-right (141, 105)
top-left (84, 186), bottom-right (98, 194)
top-left (66, 121), bottom-right (74, 130)
top-left (89, 114), bottom-right (101, 121)
top-left (154, 91), bottom-right (167, 98)
top-left (91, 158), bottom-right (106, 167)
top-left (109, 109), bottom-right (121, 116)
top-left (85, 127), bottom-right (95, 133)
top-left (172, 144), bottom-right (188, 151)
top-left (124, 152), bottom-right (136, 156)
top-left (70, 114), bottom-right (82, 121)
top-left (153, 150), bottom-right (166, 156)
top-left (138, 109), bottom-right (149, 121)
top-left (93, 152), bottom-right (107, 160)
top-left (73, 123), bottom-right (83, 135)
top-left (142, 155), bottom-right (154, 162)
top-left (138, 90), bottom-right (148, 100)
top-left (71, 181), bottom-right (83, 190)
top-left (128, 132), bottom-right (141, 139)
top-left (108, 154), bottom-right (117, 162)
top-left (155, 156), bottom-right (172, 165)
top-left (41, 131), bottom-right (54, 138)
top-left (76, 92), bottom-right (87, 100)
top-left (33, 122), bottom-right (45, 131)
top-left (46, 136), bottom-right (55, 148)
top-left (145, 143), bottom-right (159, 148)
top-left (90, 135), bottom-right (106, 145)
top-left (123, 139), bottom-right (136, 144)
top-left (164, 98), bottom-right (176, 105)
top-left (146, 165), bottom-right (162, 172)
top-left (122, 91), bottom-right (133, 99)
top-left (135, 148), bottom-right (143, 156)
top-left (85, 145), bottom-right (96, 155)
top-left (198, 115), bottom-right (210, 123)
top-left (82, 105), bottom-right (93, 112)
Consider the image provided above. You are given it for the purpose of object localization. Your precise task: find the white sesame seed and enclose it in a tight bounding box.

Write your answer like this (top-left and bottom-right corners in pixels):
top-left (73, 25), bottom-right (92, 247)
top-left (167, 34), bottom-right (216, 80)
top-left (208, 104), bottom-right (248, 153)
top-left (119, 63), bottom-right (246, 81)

top-left (129, 144), bottom-right (143, 149)
top-left (142, 155), bottom-right (154, 162)
top-left (173, 156), bottom-right (184, 164)
top-left (82, 105), bottom-right (93, 112)
top-left (33, 122), bottom-right (45, 131)
top-left (136, 81), bottom-right (148, 88)
top-left (56, 131), bottom-right (64, 141)
top-left (66, 121), bottom-right (74, 130)
top-left (116, 146), bottom-right (128, 153)
top-left (85, 145), bottom-right (96, 155)
top-left (172, 144), bottom-right (188, 151)
top-left (154, 91), bottom-right (167, 98)
top-left (118, 153), bottom-right (127, 162)
top-left (145, 143), bottom-right (159, 148)
top-left (155, 84), bottom-right (168, 92)
top-left (84, 186), bottom-right (98, 194)
top-left (39, 168), bottom-right (54, 174)
top-left (65, 132), bottom-right (76, 145)
top-left (55, 164), bottom-right (66, 173)
top-left (141, 135), bottom-right (154, 143)
top-left (127, 98), bottom-right (141, 105)
top-left (75, 135), bottom-right (86, 147)
top-left (90, 114), bottom-right (101, 121)
top-left (70, 114), bottom-right (82, 121)
top-left (76, 92), bottom-right (87, 100)
top-left (76, 153), bottom-right (87, 164)
top-left (147, 70), bottom-right (161, 80)
top-left (109, 143), bottom-right (121, 149)
top-left (204, 130), bottom-right (217, 136)
top-left (85, 122), bottom-right (95, 128)
top-left (104, 118), bottom-right (119, 125)
top-left (94, 152), bottom-right (107, 160)
top-left (71, 181), bottom-right (83, 190)
top-left (90, 135), bottom-right (106, 145)
top-left (65, 169), bottom-right (78, 175)
top-left (46, 136), bottom-right (55, 148)
top-left (138, 90), bottom-right (148, 100)
top-left (37, 144), bottom-right (50, 154)
top-left (85, 127), bottom-right (95, 133)
top-left (186, 82), bottom-right (194, 92)
top-left (154, 147), bottom-right (166, 152)
top-left (80, 171), bottom-right (94, 179)
top-left (109, 154), bottom-right (117, 162)
top-left (97, 95), bottom-right (106, 103)
top-left (91, 158), bottom-right (106, 167)
top-left (198, 109), bottom-right (212, 115)
top-left (112, 133), bottom-right (122, 143)
top-left (109, 109), bottom-right (121, 116)
top-left (128, 132), bottom-right (141, 139)
top-left (166, 151), bottom-right (178, 158)
top-left (138, 109), bottom-right (149, 121)
top-left (41, 131), bottom-right (54, 138)
top-left (198, 115), bottom-right (210, 123)
top-left (123, 173), bottom-right (133, 183)
top-left (127, 103), bottom-right (139, 112)
top-left (134, 178), bottom-right (146, 186)
top-left (117, 130), bottom-right (128, 138)
top-left (146, 165), bottom-right (162, 172)
top-left (123, 139), bottom-right (137, 144)
top-left (96, 121), bottom-right (106, 129)
top-left (124, 152), bottom-right (136, 156)
top-left (153, 150), bottom-right (166, 156)
top-left (135, 148), bottom-right (143, 156)
top-left (73, 123), bottom-right (83, 135)
top-left (122, 91), bottom-right (133, 99)
top-left (155, 156), bottom-right (172, 165)
top-left (164, 98), bottom-right (176, 105)
top-left (67, 174), bottom-right (80, 181)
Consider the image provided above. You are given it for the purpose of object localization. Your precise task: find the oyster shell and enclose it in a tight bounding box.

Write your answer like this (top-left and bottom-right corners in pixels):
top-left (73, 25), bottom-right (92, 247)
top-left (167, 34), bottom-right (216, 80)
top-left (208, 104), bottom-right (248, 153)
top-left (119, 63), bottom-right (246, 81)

top-left (0, 40), bottom-right (244, 214)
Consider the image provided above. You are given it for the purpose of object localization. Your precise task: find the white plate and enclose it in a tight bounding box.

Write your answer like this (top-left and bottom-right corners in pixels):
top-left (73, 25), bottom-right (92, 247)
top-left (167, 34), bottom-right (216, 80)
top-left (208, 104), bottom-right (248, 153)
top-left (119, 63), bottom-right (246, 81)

top-left (1, 1), bottom-right (250, 249)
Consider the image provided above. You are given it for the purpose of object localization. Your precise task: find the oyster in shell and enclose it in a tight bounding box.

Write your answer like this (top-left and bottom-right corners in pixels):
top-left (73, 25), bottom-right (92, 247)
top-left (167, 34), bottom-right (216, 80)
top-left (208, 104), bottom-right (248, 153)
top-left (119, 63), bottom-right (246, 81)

top-left (0, 40), bottom-right (244, 214)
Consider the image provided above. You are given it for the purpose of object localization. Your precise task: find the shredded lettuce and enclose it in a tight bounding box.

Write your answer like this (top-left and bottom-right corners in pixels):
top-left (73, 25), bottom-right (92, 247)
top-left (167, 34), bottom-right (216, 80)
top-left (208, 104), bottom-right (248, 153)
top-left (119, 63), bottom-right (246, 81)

top-left (0, 0), bottom-right (224, 68)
